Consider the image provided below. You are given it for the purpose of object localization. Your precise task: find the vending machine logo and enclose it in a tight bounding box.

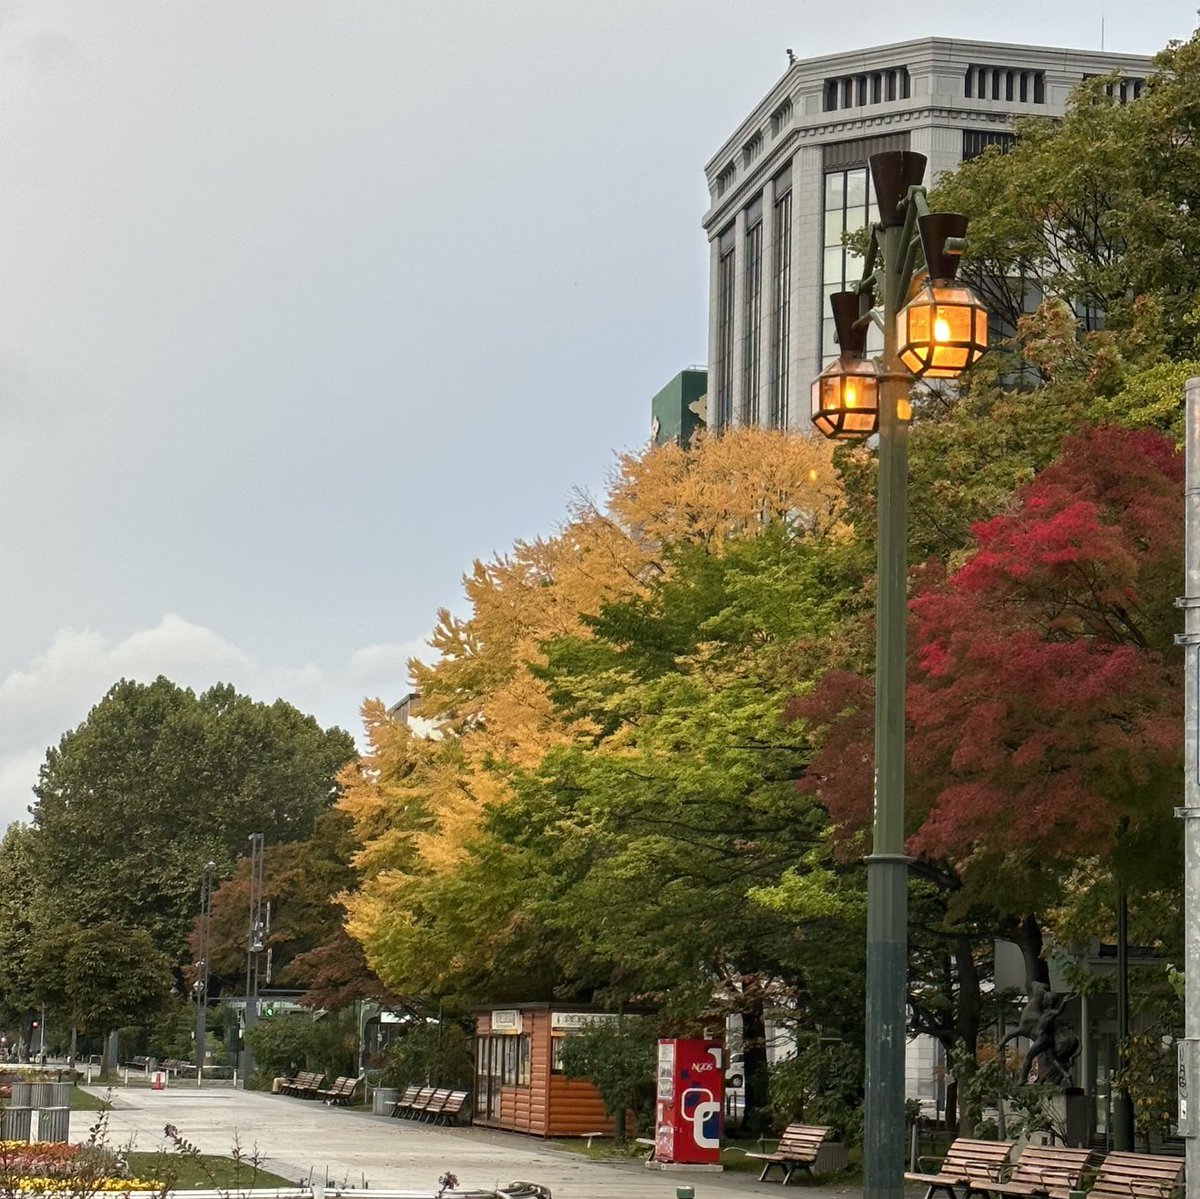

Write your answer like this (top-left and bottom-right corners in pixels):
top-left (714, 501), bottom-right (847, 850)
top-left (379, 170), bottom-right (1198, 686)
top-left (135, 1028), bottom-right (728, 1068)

top-left (679, 1085), bottom-right (721, 1149)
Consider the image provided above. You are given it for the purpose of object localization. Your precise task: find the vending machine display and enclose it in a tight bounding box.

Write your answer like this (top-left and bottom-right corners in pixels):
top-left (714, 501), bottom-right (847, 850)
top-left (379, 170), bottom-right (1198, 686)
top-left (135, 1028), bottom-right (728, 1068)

top-left (653, 1038), bottom-right (723, 1166)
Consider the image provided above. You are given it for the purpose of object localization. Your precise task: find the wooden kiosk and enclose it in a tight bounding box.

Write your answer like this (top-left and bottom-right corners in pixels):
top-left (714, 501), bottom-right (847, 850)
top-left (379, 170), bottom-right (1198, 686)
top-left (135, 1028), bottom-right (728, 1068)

top-left (472, 1004), bottom-right (617, 1136)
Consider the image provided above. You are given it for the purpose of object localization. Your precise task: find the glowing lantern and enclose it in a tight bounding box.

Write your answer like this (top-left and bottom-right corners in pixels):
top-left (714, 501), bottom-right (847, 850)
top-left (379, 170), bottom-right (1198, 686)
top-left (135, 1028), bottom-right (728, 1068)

top-left (811, 292), bottom-right (882, 440)
top-left (897, 213), bottom-right (988, 378)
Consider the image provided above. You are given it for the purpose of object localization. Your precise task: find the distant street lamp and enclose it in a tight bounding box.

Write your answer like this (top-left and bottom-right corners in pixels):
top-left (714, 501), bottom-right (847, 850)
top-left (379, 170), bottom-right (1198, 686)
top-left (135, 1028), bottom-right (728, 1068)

top-left (809, 150), bottom-right (987, 1199)
top-left (194, 860), bottom-right (216, 1068)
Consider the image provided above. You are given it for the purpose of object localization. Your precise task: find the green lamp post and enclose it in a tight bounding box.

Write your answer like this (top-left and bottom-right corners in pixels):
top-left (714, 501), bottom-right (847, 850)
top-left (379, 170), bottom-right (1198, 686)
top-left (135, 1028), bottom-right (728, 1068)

top-left (809, 150), bottom-right (986, 1199)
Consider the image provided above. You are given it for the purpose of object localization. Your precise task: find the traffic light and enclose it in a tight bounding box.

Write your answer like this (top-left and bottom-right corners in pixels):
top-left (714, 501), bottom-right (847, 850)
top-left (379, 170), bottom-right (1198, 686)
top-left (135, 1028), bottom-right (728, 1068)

top-left (31, 1021), bottom-right (39, 1029)
top-left (263, 1004), bottom-right (275, 1018)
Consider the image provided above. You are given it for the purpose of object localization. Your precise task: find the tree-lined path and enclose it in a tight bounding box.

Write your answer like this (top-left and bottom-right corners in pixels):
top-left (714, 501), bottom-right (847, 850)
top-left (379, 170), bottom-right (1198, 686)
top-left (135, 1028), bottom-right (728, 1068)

top-left (89, 1085), bottom-right (873, 1199)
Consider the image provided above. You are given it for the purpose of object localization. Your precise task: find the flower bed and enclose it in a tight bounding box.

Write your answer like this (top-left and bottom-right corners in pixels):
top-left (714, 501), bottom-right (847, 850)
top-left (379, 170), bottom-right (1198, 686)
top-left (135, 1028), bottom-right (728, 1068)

top-left (0, 1141), bottom-right (158, 1194)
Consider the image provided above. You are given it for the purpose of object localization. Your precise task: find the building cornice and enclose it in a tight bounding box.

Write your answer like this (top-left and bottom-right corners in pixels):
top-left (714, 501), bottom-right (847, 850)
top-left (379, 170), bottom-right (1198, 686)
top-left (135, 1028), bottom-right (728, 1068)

top-left (703, 37), bottom-right (1153, 183)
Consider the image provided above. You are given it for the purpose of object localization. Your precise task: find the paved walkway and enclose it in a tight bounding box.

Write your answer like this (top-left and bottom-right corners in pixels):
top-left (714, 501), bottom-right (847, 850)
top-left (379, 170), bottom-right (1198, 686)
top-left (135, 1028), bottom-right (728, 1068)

top-left (83, 1085), bottom-right (901, 1199)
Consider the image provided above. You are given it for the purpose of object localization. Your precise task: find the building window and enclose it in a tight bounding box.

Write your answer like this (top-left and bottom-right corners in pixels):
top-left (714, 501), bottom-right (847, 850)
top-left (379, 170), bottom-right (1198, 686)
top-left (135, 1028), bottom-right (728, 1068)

top-left (769, 180), bottom-right (791, 429)
top-left (1083, 74), bottom-right (1145, 104)
top-left (821, 167), bottom-right (881, 363)
top-left (743, 132), bottom-right (763, 168)
top-left (501, 1035), bottom-right (531, 1087)
top-left (716, 161), bottom-right (736, 197)
top-left (823, 66), bottom-right (909, 111)
top-left (715, 226), bottom-right (736, 431)
top-left (742, 212), bottom-right (763, 426)
top-left (770, 97), bottom-right (792, 135)
top-left (962, 129), bottom-right (1016, 159)
top-left (966, 64), bottom-right (1046, 105)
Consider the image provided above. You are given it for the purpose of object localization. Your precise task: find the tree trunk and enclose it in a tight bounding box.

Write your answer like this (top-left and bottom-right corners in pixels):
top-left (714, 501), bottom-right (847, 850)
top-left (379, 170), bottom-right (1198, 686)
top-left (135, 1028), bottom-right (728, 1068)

top-left (954, 938), bottom-right (983, 1135)
top-left (69, 1024), bottom-right (78, 1070)
top-left (741, 1000), bottom-right (770, 1133)
top-left (1015, 914), bottom-right (1050, 990)
top-left (954, 936), bottom-right (982, 1057)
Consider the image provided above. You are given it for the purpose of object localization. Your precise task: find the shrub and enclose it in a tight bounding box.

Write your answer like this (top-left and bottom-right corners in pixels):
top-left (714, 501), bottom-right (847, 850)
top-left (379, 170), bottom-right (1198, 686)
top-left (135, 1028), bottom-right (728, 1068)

top-left (244, 1012), bottom-right (354, 1087)
top-left (381, 1020), bottom-right (472, 1091)
top-left (768, 1039), bottom-right (864, 1146)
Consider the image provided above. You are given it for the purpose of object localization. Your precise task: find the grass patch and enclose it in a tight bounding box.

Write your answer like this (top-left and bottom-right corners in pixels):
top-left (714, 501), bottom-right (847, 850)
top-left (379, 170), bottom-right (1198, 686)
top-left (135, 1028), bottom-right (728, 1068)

top-left (70, 1085), bottom-right (111, 1111)
top-left (546, 1133), bottom-right (860, 1181)
top-left (125, 1152), bottom-right (294, 1190)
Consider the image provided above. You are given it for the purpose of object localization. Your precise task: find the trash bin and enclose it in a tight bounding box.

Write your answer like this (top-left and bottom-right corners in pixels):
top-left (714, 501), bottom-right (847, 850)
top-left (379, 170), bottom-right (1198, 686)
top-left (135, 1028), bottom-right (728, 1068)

top-left (36, 1082), bottom-right (70, 1144)
top-left (151, 1070), bottom-right (167, 1091)
top-left (372, 1087), bottom-right (398, 1116)
top-left (1, 1082), bottom-right (32, 1141)
top-left (1064, 1087), bottom-right (1088, 1147)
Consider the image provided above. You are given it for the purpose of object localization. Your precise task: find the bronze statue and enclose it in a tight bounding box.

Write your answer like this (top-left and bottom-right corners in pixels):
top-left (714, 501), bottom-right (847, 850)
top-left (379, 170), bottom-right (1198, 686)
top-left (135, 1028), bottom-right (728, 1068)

top-left (998, 982), bottom-right (1078, 1086)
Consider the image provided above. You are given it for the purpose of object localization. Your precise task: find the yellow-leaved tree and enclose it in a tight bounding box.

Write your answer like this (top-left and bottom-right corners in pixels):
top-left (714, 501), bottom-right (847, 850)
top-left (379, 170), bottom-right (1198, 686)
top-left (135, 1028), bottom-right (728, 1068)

top-left (339, 428), bottom-right (840, 999)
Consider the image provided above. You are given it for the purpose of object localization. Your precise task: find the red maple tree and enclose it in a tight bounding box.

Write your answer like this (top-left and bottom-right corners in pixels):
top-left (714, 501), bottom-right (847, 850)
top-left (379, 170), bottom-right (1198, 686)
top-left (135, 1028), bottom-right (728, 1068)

top-left (795, 425), bottom-right (1183, 879)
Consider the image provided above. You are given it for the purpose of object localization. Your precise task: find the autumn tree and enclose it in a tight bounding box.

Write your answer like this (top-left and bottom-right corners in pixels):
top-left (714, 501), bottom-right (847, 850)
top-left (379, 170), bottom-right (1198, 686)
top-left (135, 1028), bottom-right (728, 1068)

top-left (341, 430), bottom-right (839, 989)
top-left (193, 809), bottom-right (397, 1010)
top-left (794, 425), bottom-right (1184, 1114)
top-left (340, 435), bottom-right (850, 1128)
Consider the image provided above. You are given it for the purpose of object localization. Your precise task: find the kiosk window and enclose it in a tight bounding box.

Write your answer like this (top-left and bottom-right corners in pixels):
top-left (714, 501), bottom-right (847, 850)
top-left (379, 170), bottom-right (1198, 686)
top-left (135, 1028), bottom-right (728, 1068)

top-left (502, 1035), bottom-right (532, 1087)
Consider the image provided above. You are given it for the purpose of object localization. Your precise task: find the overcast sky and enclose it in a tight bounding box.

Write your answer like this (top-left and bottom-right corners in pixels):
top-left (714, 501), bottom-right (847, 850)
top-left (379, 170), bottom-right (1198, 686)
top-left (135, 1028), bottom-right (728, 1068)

top-left (0, 1), bottom-right (1190, 828)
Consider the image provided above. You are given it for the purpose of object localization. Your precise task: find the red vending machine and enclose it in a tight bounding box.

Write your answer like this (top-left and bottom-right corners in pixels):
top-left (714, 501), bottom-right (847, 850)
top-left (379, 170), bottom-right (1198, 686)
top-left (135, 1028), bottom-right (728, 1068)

top-left (653, 1038), bottom-right (724, 1166)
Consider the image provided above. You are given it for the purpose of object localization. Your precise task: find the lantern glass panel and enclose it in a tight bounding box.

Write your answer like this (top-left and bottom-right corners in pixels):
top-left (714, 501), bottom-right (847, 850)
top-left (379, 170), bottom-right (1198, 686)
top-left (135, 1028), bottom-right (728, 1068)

top-left (897, 280), bottom-right (987, 379)
top-left (810, 355), bottom-right (882, 440)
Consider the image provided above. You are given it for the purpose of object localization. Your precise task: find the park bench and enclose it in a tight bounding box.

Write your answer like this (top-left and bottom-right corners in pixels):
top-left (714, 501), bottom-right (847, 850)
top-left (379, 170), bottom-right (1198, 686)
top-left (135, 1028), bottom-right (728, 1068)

top-left (393, 1085), bottom-right (435, 1118)
top-left (388, 1084), bottom-right (421, 1117)
top-left (742, 1122), bottom-right (832, 1184)
top-left (282, 1070), bottom-right (324, 1099)
top-left (437, 1091), bottom-right (469, 1124)
top-left (981, 1143), bottom-right (1096, 1199)
top-left (388, 1086), bottom-right (469, 1124)
top-left (418, 1089), bottom-right (468, 1124)
top-left (905, 1136), bottom-right (1014, 1199)
top-left (417, 1089), bottom-right (455, 1122)
top-left (124, 1055), bottom-right (151, 1072)
top-left (1089, 1150), bottom-right (1184, 1199)
top-left (279, 1070), bottom-right (309, 1096)
top-left (162, 1058), bottom-right (194, 1075)
top-left (317, 1076), bottom-right (360, 1106)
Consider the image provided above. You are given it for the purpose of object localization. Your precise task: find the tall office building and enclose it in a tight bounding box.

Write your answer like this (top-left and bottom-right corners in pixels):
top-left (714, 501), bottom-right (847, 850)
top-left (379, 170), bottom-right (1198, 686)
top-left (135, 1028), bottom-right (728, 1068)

top-left (701, 38), bottom-right (1152, 432)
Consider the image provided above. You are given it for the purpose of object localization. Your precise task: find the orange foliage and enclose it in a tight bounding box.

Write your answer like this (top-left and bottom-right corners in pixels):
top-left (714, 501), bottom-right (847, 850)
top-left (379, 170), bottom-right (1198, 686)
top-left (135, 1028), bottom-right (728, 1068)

top-left (339, 429), bottom-right (841, 967)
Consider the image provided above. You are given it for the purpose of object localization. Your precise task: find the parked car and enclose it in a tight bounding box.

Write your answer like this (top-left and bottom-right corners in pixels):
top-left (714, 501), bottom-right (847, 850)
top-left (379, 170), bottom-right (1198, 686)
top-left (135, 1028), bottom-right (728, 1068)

top-left (725, 1052), bottom-right (745, 1090)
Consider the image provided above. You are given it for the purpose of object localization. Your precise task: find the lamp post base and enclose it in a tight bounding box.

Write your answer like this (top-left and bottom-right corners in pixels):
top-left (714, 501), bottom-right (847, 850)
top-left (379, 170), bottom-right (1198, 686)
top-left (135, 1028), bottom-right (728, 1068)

top-left (863, 852), bottom-right (909, 1199)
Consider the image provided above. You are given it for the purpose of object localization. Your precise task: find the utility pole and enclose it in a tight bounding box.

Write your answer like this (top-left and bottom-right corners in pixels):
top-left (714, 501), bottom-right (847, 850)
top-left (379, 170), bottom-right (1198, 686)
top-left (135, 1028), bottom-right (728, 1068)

top-left (194, 860), bottom-right (216, 1070)
top-left (241, 833), bottom-right (265, 1084)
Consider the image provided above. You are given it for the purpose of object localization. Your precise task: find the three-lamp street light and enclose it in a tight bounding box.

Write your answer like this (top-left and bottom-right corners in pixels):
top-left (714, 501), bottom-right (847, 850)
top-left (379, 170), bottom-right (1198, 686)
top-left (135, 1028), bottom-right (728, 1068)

top-left (809, 150), bottom-right (987, 1199)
